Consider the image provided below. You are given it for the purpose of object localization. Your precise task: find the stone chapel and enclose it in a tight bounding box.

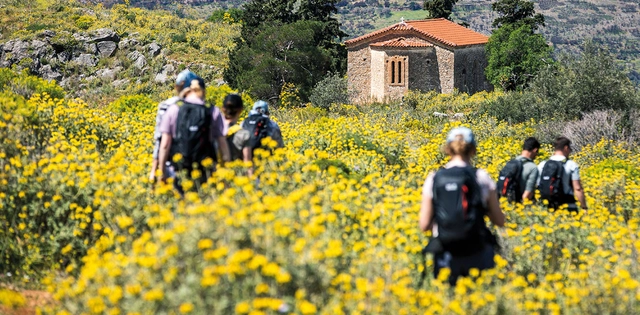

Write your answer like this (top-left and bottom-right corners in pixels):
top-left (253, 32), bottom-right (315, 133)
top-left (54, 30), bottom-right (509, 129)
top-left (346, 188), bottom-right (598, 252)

top-left (345, 18), bottom-right (492, 103)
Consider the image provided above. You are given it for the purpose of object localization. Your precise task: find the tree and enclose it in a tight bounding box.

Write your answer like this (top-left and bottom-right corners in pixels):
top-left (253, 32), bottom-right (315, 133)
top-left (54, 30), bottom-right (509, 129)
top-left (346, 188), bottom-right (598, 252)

top-left (224, 0), bottom-right (346, 103)
top-left (491, 0), bottom-right (545, 31)
top-left (422, 0), bottom-right (457, 20)
top-left (226, 21), bottom-right (335, 103)
top-left (485, 24), bottom-right (553, 91)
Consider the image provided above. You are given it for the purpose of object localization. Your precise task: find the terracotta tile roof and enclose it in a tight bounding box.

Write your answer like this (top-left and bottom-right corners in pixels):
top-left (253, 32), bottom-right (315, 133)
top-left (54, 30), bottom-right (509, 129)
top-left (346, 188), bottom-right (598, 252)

top-left (345, 18), bottom-right (489, 48)
top-left (370, 37), bottom-right (433, 48)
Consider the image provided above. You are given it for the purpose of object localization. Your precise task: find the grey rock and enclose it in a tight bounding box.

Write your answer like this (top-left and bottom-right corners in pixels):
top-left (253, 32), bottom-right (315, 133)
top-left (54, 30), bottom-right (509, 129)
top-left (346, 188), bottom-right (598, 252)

top-left (96, 67), bottom-right (121, 80)
top-left (128, 50), bottom-right (147, 70)
top-left (40, 65), bottom-right (62, 81)
top-left (31, 40), bottom-right (52, 58)
top-left (119, 38), bottom-right (139, 50)
top-left (73, 33), bottom-right (90, 43)
top-left (96, 41), bottom-right (117, 57)
top-left (148, 42), bottom-right (162, 57)
top-left (58, 51), bottom-right (71, 62)
top-left (162, 63), bottom-right (175, 74)
top-left (112, 79), bottom-right (130, 88)
top-left (40, 30), bottom-right (56, 38)
top-left (7, 40), bottom-right (30, 60)
top-left (83, 43), bottom-right (97, 54)
top-left (90, 28), bottom-right (119, 43)
top-left (2, 41), bottom-right (11, 52)
top-left (75, 54), bottom-right (98, 67)
top-left (154, 72), bottom-right (169, 84)
top-left (127, 50), bottom-right (143, 61)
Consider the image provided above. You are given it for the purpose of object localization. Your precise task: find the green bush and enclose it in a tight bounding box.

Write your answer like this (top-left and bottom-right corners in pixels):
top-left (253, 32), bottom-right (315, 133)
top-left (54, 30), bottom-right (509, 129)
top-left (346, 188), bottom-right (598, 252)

top-left (108, 94), bottom-right (156, 114)
top-left (309, 73), bottom-right (349, 110)
top-left (0, 68), bottom-right (66, 100)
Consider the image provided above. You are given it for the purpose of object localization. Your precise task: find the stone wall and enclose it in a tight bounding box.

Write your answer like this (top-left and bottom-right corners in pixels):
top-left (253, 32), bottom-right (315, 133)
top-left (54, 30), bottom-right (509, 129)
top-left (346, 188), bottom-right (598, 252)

top-left (435, 46), bottom-right (455, 94)
top-left (376, 48), bottom-right (438, 101)
top-left (370, 49), bottom-right (386, 101)
top-left (453, 45), bottom-right (492, 94)
top-left (347, 46), bottom-right (371, 103)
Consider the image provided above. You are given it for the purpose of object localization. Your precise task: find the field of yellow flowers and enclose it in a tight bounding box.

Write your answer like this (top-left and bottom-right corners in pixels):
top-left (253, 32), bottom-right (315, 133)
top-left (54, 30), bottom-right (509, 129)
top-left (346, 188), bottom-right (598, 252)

top-left (2, 69), bottom-right (640, 314)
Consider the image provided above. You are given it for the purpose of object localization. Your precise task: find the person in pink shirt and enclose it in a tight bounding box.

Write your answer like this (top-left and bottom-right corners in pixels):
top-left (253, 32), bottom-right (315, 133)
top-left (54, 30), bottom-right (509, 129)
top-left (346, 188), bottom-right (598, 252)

top-left (157, 74), bottom-right (230, 194)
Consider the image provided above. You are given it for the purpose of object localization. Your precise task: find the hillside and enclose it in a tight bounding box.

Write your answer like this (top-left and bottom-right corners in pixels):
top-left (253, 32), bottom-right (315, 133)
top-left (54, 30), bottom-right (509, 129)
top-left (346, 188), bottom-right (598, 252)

top-left (111, 0), bottom-right (639, 82)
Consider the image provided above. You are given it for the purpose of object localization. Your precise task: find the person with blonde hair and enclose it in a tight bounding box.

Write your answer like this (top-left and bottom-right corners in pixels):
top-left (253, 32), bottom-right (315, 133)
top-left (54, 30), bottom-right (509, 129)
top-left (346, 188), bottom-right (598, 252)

top-left (157, 74), bottom-right (230, 194)
top-left (419, 127), bottom-right (505, 285)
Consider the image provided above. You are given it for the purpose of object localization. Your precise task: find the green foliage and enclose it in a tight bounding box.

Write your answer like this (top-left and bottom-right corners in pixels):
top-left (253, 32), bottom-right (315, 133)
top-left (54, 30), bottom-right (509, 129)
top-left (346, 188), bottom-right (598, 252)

top-left (485, 24), bottom-right (553, 91)
top-left (481, 42), bottom-right (640, 124)
top-left (491, 0), bottom-right (545, 30)
top-left (0, 68), bottom-right (65, 100)
top-left (74, 15), bottom-right (95, 30)
top-left (529, 41), bottom-right (640, 119)
top-left (108, 94), bottom-right (156, 114)
top-left (226, 20), bottom-right (337, 103)
top-left (205, 84), bottom-right (254, 113)
top-left (422, 0), bottom-right (457, 19)
top-left (207, 8), bottom-right (243, 24)
top-left (309, 73), bottom-right (349, 110)
top-left (225, 0), bottom-right (346, 104)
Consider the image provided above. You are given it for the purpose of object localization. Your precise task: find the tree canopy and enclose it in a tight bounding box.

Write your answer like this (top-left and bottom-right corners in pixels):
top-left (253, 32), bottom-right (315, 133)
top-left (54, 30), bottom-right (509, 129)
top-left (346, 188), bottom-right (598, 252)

top-left (422, 0), bottom-right (457, 20)
top-left (491, 0), bottom-right (545, 31)
top-left (224, 0), bottom-right (346, 104)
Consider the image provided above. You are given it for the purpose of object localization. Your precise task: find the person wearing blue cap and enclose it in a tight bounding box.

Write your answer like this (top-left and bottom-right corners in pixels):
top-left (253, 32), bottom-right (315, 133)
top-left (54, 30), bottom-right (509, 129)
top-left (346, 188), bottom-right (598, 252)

top-left (149, 69), bottom-right (199, 184)
top-left (241, 100), bottom-right (284, 152)
top-left (418, 126), bottom-right (505, 286)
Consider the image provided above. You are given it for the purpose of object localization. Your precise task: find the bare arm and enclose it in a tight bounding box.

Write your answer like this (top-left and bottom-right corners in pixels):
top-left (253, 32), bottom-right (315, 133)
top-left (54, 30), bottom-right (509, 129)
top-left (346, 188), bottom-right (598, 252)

top-left (572, 179), bottom-right (587, 210)
top-left (419, 195), bottom-right (434, 232)
top-left (522, 190), bottom-right (534, 201)
top-left (486, 189), bottom-right (505, 227)
top-left (243, 146), bottom-right (253, 177)
top-left (217, 136), bottom-right (231, 163)
top-left (157, 133), bottom-right (172, 180)
top-left (149, 159), bottom-right (158, 181)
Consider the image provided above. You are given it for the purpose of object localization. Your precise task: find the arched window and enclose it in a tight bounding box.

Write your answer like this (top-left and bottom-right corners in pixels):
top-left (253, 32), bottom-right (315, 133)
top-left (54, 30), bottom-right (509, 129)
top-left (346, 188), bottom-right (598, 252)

top-left (388, 56), bottom-right (407, 86)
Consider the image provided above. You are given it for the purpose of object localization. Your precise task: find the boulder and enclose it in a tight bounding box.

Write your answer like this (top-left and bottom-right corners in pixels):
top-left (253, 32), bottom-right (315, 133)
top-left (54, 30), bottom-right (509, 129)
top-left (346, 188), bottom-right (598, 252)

top-left (90, 28), bottom-right (119, 43)
top-left (75, 54), bottom-right (98, 67)
top-left (112, 79), bottom-right (130, 88)
top-left (96, 41), bottom-right (117, 57)
top-left (148, 42), bottom-right (162, 57)
top-left (128, 50), bottom-right (147, 70)
top-left (119, 38), bottom-right (139, 50)
top-left (83, 43), bottom-right (97, 55)
top-left (96, 67), bottom-right (121, 81)
top-left (39, 30), bottom-right (56, 38)
top-left (40, 65), bottom-right (62, 81)
top-left (154, 72), bottom-right (169, 84)
top-left (31, 40), bottom-right (52, 58)
top-left (154, 63), bottom-right (175, 84)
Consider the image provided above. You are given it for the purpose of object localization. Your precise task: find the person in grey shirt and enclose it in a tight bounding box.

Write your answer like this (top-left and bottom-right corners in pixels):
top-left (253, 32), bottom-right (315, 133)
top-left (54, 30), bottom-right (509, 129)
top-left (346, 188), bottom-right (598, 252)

top-left (517, 137), bottom-right (541, 201)
top-left (537, 137), bottom-right (587, 211)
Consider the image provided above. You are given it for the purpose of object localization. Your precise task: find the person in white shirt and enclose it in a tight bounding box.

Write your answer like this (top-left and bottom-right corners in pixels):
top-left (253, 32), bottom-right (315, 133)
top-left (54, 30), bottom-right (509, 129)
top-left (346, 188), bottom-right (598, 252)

top-left (537, 137), bottom-right (587, 211)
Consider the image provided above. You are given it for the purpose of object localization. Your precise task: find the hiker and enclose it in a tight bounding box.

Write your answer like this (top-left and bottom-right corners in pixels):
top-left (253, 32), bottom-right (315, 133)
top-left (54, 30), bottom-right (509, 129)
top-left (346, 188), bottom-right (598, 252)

top-left (496, 137), bottom-right (540, 202)
top-left (241, 100), bottom-right (285, 153)
top-left (537, 137), bottom-right (587, 212)
top-left (221, 94), bottom-right (253, 175)
top-left (157, 74), bottom-right (230, 194)
top-left (149, 69), bottom-right (198, 184)
top-left (419, 127), bottom-right (505, 286)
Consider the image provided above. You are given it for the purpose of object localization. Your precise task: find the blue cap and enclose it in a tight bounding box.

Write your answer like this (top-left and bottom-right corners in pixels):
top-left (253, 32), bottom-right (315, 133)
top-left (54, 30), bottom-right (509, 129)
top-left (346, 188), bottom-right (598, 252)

top-left (252, 100), bottom-right (269, 115)
top-left (446, 127), bottom-right (476, 146)
top-left (175, 69), bottom-right (198, 86)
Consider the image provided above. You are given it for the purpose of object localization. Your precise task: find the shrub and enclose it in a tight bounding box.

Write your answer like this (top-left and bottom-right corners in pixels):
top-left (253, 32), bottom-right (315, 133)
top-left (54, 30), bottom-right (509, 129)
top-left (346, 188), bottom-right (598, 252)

top-left (563, 110), bottom-right (629, 151)
top-left (309, 73), bottom-right (349, 110)
top-left (108, 94), bottom-right (156, 114)
top-left (0, 68), bottom-right (65, 100)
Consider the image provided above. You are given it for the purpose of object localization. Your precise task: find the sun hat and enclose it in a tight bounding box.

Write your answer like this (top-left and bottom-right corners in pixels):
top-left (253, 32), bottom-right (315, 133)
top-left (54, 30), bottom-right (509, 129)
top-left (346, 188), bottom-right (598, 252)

top-left (446, 126), bottom-right (476, 146)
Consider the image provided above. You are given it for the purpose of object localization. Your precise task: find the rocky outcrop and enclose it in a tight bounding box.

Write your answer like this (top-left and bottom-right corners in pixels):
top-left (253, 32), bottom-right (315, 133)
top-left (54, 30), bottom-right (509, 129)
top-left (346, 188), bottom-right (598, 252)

top-left (0, 28), bottom-right (177, 91)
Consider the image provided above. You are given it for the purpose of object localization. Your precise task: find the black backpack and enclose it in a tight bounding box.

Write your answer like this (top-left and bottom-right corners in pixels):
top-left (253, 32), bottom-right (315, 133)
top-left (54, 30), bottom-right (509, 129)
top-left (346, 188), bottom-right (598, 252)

top-left (170, 102), bottom-right (215, 171)
top-left (432, 166), bottom-right (487, 255)
top-left (497, 159), bottom-right (524, 203)
top-left (539, 160), bottom-right (574, 208)
top-left (242, 113), bottom-right (273, 154)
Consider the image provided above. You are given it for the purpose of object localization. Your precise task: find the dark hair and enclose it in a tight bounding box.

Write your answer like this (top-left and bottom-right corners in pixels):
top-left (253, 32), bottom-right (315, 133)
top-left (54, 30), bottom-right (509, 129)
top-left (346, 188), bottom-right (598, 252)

top-left (553, 136), bottom-right (572, 151)
top-left (221, 94), bottom-right (243, 119)
top-left (523, 137), bottom-right (540, 151)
